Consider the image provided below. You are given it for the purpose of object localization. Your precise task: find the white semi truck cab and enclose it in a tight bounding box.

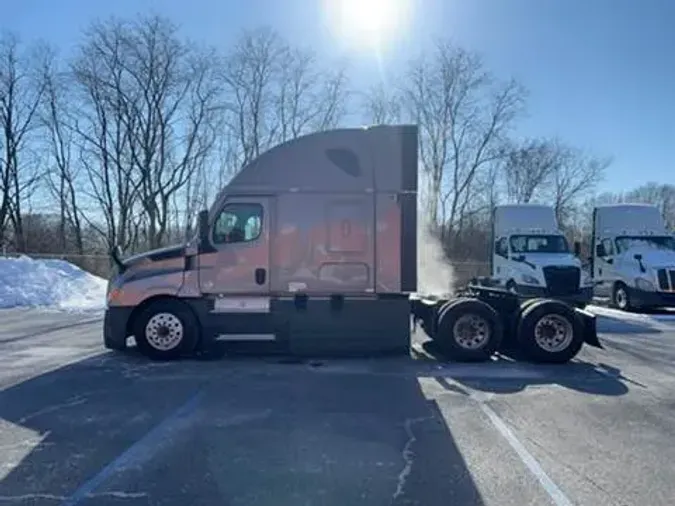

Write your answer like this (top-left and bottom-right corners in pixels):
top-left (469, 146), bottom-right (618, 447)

top-left (592, 204), bottom-right (675, 310)
top-left (490, 204), bottom-right (593, 306)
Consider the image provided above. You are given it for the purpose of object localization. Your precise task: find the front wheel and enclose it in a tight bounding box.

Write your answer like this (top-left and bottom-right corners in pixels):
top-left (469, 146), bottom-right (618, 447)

top-left (517, 299), bottom-right (583, 363)
top-left (133, 300), bottom-right (200, 360)
top-left (612, 283), bottom-right (632, 311)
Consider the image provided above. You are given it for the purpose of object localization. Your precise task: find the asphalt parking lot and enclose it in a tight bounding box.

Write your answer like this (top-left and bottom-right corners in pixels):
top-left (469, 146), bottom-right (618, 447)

top-left (1, 306), bottom-right (675, 505)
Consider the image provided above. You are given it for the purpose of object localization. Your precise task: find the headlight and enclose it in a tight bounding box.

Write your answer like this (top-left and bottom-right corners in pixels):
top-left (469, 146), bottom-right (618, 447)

top-left (521, 274), bottom-right (540, 285)
top-left (635, 278), bottom-right (655, 292)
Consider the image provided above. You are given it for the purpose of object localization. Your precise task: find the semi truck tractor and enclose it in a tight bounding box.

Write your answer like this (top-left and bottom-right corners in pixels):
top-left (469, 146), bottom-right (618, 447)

top-left (104, 124), bottom-right (600, 363)
top-left (591, 204), bottom-right (675, 311)
top-left (486, 204), bottom-right (593, 307)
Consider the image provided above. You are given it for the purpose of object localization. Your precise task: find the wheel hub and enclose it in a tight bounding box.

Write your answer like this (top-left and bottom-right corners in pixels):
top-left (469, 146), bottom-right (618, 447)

top-left (145, 313), bottom-right (184, 351)
top-left (534, 314), bottom-right (573, 353)
top-left (452, 314), bottom-right (490, 350)
top-left (616, 289), bottom-right (627, 308)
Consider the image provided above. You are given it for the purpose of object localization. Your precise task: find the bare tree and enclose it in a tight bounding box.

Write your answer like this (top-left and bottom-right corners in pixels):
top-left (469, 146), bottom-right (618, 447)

top-left (361, 83), bottom-right (401, 125)
top-left (122, 17), bottom-right (222, 249)
top-left (549, 145), bottom-right (609, 228)
top-left (312, 65), bottom-right (349, 132)
top-left (0, 33), bottom-right (47, 251)
top-left (71, 16), bottom-right (222, 251)
top-left (41, 50), bottom-right (84, 253)
top-left (71, 19), bottom-right (139, 253)
top-left (626, 183), bottom-right (675, 229)
top-left (402, 40), bottom-right (525, 237)
top-left (503, 138), bottom-right (560, 204)
top-left (223, 27), bottom-right (349, 169)
top-left (596, 183), bottom-right (675, 230)
top-left (222, 27), bottom-right (284, 168)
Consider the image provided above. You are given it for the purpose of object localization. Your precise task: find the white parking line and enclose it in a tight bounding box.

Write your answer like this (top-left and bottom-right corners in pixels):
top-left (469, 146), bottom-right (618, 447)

top-left (478, 401), bottom-right (573, 506)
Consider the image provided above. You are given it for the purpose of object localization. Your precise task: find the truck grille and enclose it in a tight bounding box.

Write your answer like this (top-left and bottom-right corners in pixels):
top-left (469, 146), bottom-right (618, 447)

top-left (543, 266), bottom-right (580, 296)
top-left (656, 269), bottom-right (675, 291)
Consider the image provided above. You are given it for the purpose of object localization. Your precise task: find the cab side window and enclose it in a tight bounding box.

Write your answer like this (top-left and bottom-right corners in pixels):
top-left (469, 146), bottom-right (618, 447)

top-left (213, 203), bottom-right (263, 245)
top-left (495, 237), bottom-right (508, 258)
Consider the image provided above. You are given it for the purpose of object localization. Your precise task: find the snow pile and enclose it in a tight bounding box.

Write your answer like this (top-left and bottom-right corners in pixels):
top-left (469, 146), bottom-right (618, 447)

top-left (0, 256), bottom-right (107, 311)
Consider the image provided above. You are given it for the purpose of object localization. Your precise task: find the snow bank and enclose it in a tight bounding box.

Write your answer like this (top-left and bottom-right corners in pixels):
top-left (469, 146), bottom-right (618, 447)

top-left (0, 255), bottom-right (107, 311)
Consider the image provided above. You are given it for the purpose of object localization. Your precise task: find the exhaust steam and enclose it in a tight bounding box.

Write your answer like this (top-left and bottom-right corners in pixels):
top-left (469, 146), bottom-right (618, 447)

top-left (416, 170), bottom-right (455, 296)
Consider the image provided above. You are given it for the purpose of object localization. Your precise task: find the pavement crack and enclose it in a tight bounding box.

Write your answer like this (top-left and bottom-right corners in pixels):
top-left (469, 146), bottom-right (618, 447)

top-left (0, 494), bottom-right (66, 502)
top-left (391, 416), bottom-right (433, 503)
top-left (18, 397), bottom-right (88, 424)
top-left (0, 491), bottom-right (148, 503)
top-left (87, 491), bottom-right (148, 499)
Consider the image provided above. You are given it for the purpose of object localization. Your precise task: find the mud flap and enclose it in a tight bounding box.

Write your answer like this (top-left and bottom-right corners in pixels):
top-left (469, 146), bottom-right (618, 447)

top-left (574, 307), bottom-right (602, 348)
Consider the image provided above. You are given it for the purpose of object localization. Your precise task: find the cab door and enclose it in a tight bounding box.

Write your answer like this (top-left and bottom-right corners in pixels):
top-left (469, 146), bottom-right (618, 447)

top-left (594, 238), bottom-right (616, 297)
top-left (200, 196), bottom-right (271, 295)
top-left (198, 196), bottom-right (275, 340)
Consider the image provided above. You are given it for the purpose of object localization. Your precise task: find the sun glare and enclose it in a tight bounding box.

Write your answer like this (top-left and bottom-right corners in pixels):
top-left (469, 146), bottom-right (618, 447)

top-left (326, 0), bottom-right (409, 51)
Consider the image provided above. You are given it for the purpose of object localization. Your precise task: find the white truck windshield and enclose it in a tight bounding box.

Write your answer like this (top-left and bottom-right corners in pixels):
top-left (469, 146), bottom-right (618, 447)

top-left (510, 234), bottom-right (569, 254)
top-left (615, 236), bottom-right (675, 253)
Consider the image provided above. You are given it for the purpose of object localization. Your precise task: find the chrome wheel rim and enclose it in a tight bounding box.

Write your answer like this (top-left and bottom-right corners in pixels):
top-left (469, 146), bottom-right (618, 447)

top-left (534, 314), bottom-right (573, 353)
top-left (616, 288), bottom-right (628, 309)
top-left (452, 314), bottom-right (491, 350)
top-left (145, 313), bottom-right (184, 351)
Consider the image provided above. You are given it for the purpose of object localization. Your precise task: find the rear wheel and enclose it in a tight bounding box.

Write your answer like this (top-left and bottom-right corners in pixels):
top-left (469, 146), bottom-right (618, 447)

top-left (435, 299), bottom-right (503, 362)
top-left (509, 298), bottom-right (543, 341)
top-left (133, 299), bottom-right (200, 360)
top-left (517, 299), bottom-right (583, 363)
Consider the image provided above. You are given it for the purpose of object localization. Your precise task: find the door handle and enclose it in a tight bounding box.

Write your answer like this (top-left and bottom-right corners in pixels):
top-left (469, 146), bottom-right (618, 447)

top-left (255, 268), bottom-right (266, 285)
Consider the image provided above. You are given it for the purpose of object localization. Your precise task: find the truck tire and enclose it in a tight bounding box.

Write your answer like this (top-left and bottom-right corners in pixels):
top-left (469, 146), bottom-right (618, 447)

top-left (612, 282), bottom-right (632, 311)
top-left (509, 298), bottom-right (543, 339)
top-left (435, 298), bottom-right (503, 362)
top-left (516, 299), bottom-right (583, 363)
top-left (133, 299), bottom-right (200, 361)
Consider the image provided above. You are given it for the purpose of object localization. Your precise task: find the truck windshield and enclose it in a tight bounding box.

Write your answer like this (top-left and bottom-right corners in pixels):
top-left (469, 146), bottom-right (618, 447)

top-left (615, 236), bottom-right (675, 253)
top-left (510, 235), bottom-right (569, 254)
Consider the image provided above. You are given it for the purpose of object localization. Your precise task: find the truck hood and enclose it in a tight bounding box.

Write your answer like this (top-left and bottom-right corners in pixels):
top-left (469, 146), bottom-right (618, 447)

top-left (122, 244), bottom-right (186, 268)
top-left (519, 253), bottom-right (580, 268)
top-left (618, 248), bottom-right (675, 268)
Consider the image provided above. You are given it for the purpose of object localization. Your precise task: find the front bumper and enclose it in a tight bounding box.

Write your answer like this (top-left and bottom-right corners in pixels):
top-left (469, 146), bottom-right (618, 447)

top-left (516, 284), bottom-right (594, 306)
top-left (103, 306), bottom-right (134, 350)
top-left (627, 287), bottom-right (675, 308)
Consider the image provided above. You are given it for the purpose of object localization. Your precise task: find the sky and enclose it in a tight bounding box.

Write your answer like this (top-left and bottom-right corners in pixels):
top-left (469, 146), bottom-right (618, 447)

top-left (2, 0), bottom-right (674, 195)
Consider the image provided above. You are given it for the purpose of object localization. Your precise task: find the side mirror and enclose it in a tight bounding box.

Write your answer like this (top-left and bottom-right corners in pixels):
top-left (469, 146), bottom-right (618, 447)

top-left (596, 244), bottom-right (606, 258)
top-left (634, 253), bottom-right (643, 261)
top-left (574, 241), bottom-right (581, 257)
top-left (198, 209), bottom-right (209, 243)
top-left (512, 254), bottom-right (526, 262)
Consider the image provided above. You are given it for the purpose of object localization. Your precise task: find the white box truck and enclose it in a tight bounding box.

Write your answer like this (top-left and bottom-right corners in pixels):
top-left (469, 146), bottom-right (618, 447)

top-left (487, 204), bottom-right (593, 307)
top-left (591, 204), bottom-right (675, 310)
top-left (104, 125), bottom-right (601, 363)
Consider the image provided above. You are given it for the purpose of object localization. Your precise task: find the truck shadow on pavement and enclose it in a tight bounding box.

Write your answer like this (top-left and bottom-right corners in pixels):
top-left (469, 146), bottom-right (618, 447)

top-left (418, 341), bottom-right (635, 396)
top-left (0, 351), bottom-right (487, 506)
